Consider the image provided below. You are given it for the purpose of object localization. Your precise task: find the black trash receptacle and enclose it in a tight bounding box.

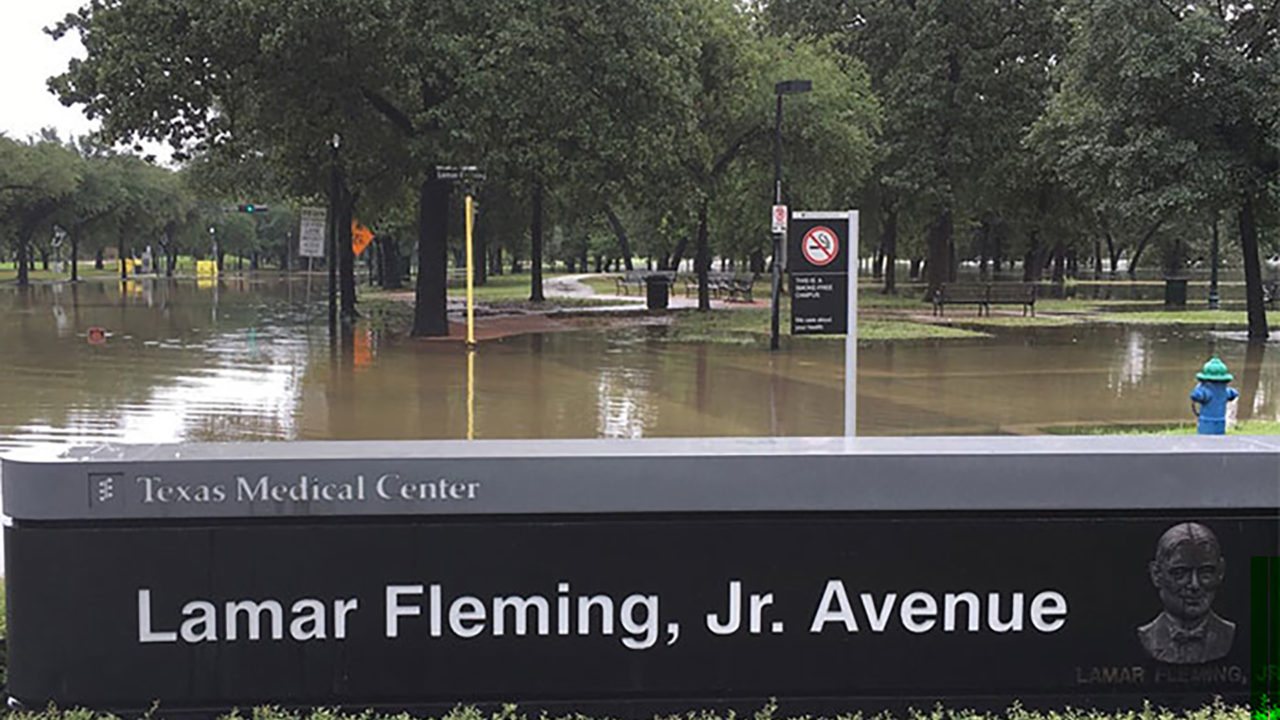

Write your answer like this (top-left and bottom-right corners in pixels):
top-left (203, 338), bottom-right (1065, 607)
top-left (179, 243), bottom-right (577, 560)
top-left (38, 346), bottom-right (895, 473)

top-left (644, 274), bottom-right (669, 310)
top-left (1164, 277), bottom-right (1188, 308)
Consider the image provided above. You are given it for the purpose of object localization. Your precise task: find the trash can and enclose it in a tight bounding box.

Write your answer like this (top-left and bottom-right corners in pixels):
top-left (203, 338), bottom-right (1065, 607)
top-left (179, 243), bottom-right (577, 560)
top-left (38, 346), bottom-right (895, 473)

top-left (644, 274), bottom-right (669, 310)
top-left (1164, 277), bottom-right (1188, 308)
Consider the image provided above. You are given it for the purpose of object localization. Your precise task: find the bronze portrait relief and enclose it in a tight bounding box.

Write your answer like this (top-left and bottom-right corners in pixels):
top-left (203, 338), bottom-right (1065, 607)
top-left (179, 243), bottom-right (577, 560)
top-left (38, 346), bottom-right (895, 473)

top-left (1137, 522), bottom-right (1235, 664)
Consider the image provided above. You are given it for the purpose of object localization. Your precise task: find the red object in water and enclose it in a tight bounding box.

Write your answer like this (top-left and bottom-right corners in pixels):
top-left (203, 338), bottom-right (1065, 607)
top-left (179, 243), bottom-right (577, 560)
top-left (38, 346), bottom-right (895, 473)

top-left (87, 327), bottom-right (107, 345)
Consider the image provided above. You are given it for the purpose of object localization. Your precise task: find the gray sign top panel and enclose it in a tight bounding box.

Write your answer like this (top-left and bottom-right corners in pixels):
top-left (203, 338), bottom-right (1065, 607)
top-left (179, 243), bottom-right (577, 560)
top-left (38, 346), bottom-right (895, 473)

top-left (2, 436), bottom-right (1278, 520)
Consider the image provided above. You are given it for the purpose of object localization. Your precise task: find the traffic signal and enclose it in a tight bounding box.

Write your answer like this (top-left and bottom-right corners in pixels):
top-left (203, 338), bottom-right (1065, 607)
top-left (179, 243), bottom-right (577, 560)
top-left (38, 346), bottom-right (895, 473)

top-left (236, 204), bottom-right (269, 214)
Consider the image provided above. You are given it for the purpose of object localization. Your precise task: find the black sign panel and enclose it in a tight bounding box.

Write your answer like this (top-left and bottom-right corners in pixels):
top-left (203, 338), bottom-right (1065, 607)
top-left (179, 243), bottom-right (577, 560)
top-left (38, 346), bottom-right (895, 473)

top-left (787, 216), bottom-right (849, 273)
top-left (790, 274), bottom-right (847, 335)
top-left (7, 513), bottom-right (1276, 714)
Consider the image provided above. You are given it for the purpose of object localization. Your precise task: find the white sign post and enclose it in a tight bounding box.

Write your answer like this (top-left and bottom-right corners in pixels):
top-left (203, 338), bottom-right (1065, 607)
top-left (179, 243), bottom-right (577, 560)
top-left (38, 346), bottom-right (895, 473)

top-left (791, 210), bottom-right (858, 437)
top-left (298, 207), bottom-right (328, 259)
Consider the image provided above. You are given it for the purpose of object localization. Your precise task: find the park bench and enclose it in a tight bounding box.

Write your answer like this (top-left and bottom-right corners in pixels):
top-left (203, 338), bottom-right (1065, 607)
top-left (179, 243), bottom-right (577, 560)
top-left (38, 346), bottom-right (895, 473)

top-left (932, 283), bottom-right (1036, 316)
top-left (685, 272), bottom-right (722, 298)
top-left (614, 271), bottom-right (646, 295)
top-left (729, 272), bottom-right (759, 302)
top-left (684, 272), bottom-right (747, 299)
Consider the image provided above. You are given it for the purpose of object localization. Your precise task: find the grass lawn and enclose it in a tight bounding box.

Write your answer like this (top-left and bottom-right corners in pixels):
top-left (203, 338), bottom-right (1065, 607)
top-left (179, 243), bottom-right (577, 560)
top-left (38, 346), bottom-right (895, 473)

top-left (946, 315), bottom-right (1086, 328)
top-left (1088, 310), bottom-right (1251, 325)
top-left (0, 262), bottom-right (125, 282)
top-left (0, 256), bottom-right (234, 282)
top-left (1042, 419), bottom-right (1280, 435)
top-left (444, 272), bottom-right (572, 301)
top-left (665, 305), bottom-right (988, 344)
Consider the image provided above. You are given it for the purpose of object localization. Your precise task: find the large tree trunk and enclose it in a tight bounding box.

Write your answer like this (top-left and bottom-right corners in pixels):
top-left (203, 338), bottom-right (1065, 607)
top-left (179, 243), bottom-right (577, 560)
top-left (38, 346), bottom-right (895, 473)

top-left (603, 204), bottom-right (634, 271)
top-left (1239, 195), bottom-right (1269, 340)
top-left (977, 220), bottom-right (990, 281)
top-left (1093, 239), bottom-right (1102, 280)
top-left (71, 235), bottom-right (79, 282)
top-left (1106, 233), bottom-right (1120, 277)
top-left (926, 211), bottom-right (951, 297)
top-left (119, 236), bottom-right (128, 280)
top-left (530, 182), bottom-right (545, 302)
top-left (16, 239), bottom-right (29, 286)
top-left (339, 189), bottom-right (357, 320)
top-left (1126, 218), bottom-right (1164, 279)
top-left (1051, 239), bottom-right (1065, 283)
top-left (411, 178), bottom-right (450, 337)
top-left (379, 236), bottom-right (403, 289)
top-left (696, 199), bottom-right (710, 312)
top-left (1023, 232), bottom-right (1038, 282)
top-left (882, 208), bottom-right (897, 294)
top-left (95, 247), bottom-right (104, 270)
top-left (669, 235), bottom-right (690, 273)
top-left (475, 222), bottom-right (487, 286)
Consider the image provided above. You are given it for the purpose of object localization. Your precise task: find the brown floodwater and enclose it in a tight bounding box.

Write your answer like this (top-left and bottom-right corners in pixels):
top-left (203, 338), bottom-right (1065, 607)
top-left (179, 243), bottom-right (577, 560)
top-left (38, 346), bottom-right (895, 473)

top-left (1, 276), bottom-right (1278, 455)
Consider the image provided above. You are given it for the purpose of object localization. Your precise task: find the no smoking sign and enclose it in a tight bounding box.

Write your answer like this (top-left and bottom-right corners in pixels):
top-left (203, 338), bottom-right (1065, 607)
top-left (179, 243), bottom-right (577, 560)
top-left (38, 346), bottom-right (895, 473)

top-left (801, 226), bottom-right (839, 267)
top-left (788, 217), bottom-right (847, 272)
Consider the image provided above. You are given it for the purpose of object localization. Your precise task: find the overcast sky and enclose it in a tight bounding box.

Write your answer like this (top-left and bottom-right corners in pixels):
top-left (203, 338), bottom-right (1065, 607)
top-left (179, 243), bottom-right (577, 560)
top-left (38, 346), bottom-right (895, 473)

top-left (0, 0), bottom-right (97, 141)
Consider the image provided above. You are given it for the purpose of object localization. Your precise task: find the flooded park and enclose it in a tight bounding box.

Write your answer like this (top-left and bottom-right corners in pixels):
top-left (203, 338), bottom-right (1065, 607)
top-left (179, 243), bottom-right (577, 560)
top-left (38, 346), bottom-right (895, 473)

top-left (1, 274), bottom-right (1277, 454)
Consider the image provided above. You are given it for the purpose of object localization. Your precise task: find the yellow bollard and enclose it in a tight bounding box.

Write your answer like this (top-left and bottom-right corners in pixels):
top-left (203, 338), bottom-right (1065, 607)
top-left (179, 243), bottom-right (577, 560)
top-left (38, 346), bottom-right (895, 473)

top-left (465, 194), bottom-right (475, 347)
top-left (467, 348), bottom-right (476, 441)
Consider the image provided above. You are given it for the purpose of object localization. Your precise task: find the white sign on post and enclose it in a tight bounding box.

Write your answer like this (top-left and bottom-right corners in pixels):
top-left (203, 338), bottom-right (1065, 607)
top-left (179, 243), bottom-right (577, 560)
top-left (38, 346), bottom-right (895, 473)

top-left (771, 204), bottom-right (788, 234)
top-left (298, 207), bottom-right (328, 258)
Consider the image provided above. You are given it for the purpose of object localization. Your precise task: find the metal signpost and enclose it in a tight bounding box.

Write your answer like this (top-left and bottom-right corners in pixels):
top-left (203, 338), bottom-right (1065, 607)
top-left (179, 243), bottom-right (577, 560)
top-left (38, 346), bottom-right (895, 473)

top-left (434, 166), bottom-right (485, 440)
top-left (787, 210), bottom-right (858, 437)
top-left (2, 436), bottom-right (1277, 715)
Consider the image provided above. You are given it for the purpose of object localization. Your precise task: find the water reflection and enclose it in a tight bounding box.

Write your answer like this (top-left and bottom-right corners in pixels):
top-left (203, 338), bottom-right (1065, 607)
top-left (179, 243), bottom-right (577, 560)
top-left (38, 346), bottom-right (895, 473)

top-left (0, 277), bottom-right (1278, 455)
top-left (1114, 329), bottom-right (1151, 392)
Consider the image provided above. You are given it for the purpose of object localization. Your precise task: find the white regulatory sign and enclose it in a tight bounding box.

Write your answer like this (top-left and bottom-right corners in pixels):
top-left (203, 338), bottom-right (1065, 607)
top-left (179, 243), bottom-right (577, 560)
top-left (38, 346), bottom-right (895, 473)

top-left (771, 205), bottom-right (788, 234)
top-left (298, 207), bottom-right (327, 258)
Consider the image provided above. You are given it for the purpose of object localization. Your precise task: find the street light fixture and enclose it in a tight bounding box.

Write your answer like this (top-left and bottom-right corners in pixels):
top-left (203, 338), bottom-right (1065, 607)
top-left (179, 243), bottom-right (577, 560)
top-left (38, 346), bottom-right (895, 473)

top-left (770, 78), bottom-right (813, 352)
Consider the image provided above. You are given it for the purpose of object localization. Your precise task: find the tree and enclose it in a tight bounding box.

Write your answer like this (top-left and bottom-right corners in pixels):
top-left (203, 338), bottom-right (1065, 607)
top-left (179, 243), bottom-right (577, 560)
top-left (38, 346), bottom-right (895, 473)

top-left (767, 0), bottom-right (1061, 296)
top-left (1044, 0), bottom-right (1279, 338)
top-left (0, 135), bottom-right (81, 285)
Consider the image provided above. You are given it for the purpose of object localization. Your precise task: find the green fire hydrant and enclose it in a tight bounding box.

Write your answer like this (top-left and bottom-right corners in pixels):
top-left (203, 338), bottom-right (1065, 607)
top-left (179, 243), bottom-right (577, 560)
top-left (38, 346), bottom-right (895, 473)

top-left (1189, 356), bottom-right (1238, 435)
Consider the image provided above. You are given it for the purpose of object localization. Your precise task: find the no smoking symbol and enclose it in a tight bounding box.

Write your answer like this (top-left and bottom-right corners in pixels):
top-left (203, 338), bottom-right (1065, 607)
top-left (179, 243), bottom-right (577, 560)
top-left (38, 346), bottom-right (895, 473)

top-left (802, 226), bottom-right (839, 267)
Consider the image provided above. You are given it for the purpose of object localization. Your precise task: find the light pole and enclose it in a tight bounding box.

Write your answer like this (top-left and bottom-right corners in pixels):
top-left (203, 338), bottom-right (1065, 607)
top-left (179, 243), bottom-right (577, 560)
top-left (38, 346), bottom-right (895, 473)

top-left (208, 226), bottom-right (217, 268)
top-left (1208, 215), bottom-right (1220, 310)
top-left (770, 79), bottom-right (812, 352)
top-left (328, 133), bottom-right (341, 330)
